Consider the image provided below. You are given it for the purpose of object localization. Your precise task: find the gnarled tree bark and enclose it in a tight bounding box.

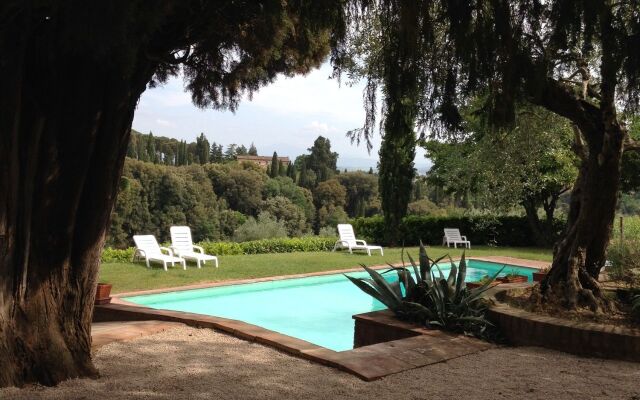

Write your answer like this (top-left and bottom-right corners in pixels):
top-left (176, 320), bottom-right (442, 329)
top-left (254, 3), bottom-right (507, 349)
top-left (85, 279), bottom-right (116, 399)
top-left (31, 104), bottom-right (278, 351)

top-left (533, 78), bottom-right (626, 311)
top-left (0, 0), bottom-right (343, 387)
top-left (0, 6), bottom-right (156, 387)
top-left (522, 192), bottom-right (562, 248)
top-left (532, 3), bottom-right (630, 311)
top-left (541, 121), bottom-right (624, 311)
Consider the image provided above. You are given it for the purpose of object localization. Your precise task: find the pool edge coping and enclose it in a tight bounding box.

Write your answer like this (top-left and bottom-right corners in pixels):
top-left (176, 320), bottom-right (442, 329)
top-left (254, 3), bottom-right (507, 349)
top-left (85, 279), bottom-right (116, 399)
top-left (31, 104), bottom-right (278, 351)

top-left (112, 255), bottom-right (548, 299)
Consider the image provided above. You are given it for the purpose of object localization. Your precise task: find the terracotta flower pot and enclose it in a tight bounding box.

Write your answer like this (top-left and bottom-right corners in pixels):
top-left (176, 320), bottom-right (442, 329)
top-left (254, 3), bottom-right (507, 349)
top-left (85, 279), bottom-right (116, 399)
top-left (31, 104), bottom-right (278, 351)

top-left (466, 281), bottom-right (500, 290)
top-left (532, 271), bottom-right (547, 283)
top-left (497, 275), bottom-right (529, 284)
top-left (95, 283), bottom-right (112, 305)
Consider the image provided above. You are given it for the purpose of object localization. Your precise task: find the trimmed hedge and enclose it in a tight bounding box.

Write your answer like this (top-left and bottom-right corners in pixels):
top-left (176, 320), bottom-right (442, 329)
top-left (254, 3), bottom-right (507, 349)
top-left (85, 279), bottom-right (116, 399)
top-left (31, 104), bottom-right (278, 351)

top-left (101, 247), bottom-right (136, 263)
top-left (351, 215), bottom-right (565, 247)
top-left (101, 236), bottom-right (338, 263)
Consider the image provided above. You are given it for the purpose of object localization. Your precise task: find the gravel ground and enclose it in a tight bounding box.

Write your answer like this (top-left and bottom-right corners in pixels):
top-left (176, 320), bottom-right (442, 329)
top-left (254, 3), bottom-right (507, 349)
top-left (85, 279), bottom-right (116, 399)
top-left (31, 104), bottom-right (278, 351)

top-left (2, 326), bottom-right (639, 400)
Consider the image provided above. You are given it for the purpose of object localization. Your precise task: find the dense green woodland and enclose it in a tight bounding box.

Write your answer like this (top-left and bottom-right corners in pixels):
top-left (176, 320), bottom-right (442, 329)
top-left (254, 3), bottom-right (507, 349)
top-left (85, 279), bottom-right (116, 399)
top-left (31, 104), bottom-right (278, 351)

top-left (109, 127), bottom-right (640, 248)
top-left (108, 132), bottom-right (381, 247)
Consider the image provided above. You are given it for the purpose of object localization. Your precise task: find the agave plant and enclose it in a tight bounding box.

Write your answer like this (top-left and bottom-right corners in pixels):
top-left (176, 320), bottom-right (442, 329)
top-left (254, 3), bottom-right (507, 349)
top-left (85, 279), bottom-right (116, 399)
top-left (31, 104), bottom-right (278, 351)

top-left (345, 241), bottom-right (503, 339)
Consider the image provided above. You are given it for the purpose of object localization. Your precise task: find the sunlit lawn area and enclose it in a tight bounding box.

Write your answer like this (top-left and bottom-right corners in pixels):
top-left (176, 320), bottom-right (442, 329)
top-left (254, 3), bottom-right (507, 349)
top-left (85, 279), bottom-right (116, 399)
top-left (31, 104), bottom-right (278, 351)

top-left (100, 245), bottom-right (552, 294)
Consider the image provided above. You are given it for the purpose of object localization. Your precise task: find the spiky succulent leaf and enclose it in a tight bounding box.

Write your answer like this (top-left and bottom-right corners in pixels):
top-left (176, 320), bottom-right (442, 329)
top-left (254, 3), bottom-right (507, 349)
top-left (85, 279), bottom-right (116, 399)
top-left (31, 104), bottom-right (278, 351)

top-left (434, 263), bottom-right (446, 282)
top-left (446, 256), bottom-right (458, 289)
top-left (362, 265), bottom-right (403, 304)
top-left (464, 266), bottom-right (506, 303)
top-left (419, 241), bottom-right (431, 281)
top-left (344, 275), bottom-right (399, 310)
top-left (430, 254), bottom-right (448, 267)
top-left (406, 252), bottom-right (421, 282)
top-left (396, 267), bottom-right (416, 297)
top-left (455, 252), bottom-right (467, 297)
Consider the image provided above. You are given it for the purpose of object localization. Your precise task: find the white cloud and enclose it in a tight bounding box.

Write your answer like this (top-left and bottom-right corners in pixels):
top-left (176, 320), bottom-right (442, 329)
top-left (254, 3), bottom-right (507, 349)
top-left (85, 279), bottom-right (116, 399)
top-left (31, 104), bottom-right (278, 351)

top-left (247, 64), bottom-right (365, 123)
top-left (156, 118), bottom-right (175, 127)
top-left (303, 121), bottom-right (336, 134)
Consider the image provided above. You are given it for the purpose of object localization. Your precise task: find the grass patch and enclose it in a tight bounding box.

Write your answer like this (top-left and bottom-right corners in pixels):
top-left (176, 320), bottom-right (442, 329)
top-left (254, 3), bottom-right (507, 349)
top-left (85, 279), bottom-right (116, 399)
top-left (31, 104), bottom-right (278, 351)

top-left (99, 245), bottom-right (552, 294)
top-left (614, 215), bottom-right (640, 241)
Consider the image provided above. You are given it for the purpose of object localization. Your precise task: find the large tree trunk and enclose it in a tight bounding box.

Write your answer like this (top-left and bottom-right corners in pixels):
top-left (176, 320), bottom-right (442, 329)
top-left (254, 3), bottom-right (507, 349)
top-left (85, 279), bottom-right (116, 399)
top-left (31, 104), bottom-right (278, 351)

top-left (537, 3), bottom-right (628, 312)
top-left (0, 9), bottom-right (155, 387)
top-left (522, 198), bottom-right (549, 247)
top-left (541, 122), bottom-right (625, 311)
top-left (522, 193), bottom-right (561, 247)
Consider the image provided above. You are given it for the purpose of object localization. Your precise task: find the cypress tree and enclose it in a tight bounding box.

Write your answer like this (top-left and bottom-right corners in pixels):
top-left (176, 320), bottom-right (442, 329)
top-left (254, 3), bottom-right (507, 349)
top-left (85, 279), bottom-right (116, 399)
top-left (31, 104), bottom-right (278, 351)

top-left (147, 132), bottom-right (157, 163)
top-left (195, 133), bottom-right (210, 164)
top-left (138, 134), bottom-right (148, 161)
top-left (298, 163), bottom-right (309, 188)
top-left (270, 152), bottom-right (279, 178)
top-left (209, 142), bottom-right (218, 163)
top-left (377, 2), bottom-right (419, 245)
top-left (287, 163), bottom-right (296, 181)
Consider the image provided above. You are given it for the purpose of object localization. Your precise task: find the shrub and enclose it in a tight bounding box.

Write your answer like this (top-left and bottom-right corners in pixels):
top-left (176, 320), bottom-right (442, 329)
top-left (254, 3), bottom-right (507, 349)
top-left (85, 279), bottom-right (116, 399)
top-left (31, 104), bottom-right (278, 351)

top-left (233, 212), bottom-right (288, 242)
top-left (236, 237), bottom-right (336, 254)
top-left (318, 226), bottom-right (338, 237)
top-left (612, 215), bottom-right (640, 241)
top-left (607, 240), bottom-right (640, 287)
top-left (199, 241), bottom-right (244, 256)
top-left (406, 199), bottom-right (449, 216)
top-left (100, 236), bottom-right (338, 262)
top-left (351, 215), bottom-right (565, 247)
top-left (101, 247), bottom-right (135, 263)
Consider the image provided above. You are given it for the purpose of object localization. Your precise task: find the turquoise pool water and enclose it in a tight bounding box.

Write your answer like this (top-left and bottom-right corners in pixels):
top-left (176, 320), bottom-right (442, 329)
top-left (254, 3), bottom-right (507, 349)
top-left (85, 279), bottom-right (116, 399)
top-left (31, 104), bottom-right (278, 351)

top-left (124, 260), bottom-right (534, 351)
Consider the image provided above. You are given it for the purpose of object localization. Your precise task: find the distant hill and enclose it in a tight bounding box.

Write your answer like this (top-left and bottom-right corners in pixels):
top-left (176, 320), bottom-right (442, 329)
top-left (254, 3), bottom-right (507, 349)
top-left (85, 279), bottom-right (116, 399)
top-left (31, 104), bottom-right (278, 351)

top-left (337, 156), bottom-right (432, 174)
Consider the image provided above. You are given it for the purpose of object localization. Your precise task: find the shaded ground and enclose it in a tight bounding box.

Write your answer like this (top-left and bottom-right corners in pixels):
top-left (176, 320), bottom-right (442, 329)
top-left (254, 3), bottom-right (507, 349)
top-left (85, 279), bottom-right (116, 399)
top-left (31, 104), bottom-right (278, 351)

top-left (2, 326), bottom-right (638, 400)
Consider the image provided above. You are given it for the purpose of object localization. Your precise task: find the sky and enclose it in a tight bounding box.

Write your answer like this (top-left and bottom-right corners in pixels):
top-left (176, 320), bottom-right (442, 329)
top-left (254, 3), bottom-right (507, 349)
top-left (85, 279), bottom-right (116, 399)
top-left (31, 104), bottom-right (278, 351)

top-left (132, 62), bottom-right (431, 172)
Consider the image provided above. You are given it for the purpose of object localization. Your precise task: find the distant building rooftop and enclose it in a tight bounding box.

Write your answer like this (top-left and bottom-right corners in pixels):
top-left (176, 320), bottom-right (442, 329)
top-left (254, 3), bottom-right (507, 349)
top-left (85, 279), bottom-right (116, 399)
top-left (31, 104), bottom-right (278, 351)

top-left (236, 155), bottom-right (291, 166)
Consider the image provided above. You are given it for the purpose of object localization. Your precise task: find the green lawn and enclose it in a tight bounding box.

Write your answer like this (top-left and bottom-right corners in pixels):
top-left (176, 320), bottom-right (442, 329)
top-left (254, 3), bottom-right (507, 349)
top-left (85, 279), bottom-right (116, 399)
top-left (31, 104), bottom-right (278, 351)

top-left (100, 245), bottom-right (552, 294)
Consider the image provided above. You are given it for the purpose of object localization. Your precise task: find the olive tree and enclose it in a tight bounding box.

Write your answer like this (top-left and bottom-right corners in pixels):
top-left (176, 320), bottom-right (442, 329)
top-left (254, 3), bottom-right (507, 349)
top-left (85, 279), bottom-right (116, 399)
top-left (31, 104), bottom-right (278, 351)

top-left (337, 0), bottom-right (640, 310)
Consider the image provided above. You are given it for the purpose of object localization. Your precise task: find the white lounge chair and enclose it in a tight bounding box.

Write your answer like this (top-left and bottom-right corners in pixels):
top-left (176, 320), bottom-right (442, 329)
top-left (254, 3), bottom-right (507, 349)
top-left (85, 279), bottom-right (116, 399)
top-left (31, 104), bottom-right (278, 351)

top-left (332, 224), bottom-right (383, 256)
top-left (442, 228), bottom-right (471, 248)
top-left (133, 235), bottom-right (186, 271)
top-left (170, 226), bottom-right (219, 268)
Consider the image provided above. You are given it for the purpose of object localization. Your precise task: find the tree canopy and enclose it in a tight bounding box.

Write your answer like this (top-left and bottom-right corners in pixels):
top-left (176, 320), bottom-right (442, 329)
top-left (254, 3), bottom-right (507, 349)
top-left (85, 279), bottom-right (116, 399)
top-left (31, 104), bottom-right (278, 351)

top-left (336, 0), bottom-right (640, 309)
top-left (0, 0), bottom-right (348, 387)
top-left (424, 102), bottom-right (578, 245)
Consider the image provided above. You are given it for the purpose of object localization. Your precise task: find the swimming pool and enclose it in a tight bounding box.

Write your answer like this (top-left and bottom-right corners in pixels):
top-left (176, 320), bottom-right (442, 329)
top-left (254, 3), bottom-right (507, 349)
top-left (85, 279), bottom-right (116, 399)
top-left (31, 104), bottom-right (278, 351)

top-left (124, 260), bottom-right (534, 351)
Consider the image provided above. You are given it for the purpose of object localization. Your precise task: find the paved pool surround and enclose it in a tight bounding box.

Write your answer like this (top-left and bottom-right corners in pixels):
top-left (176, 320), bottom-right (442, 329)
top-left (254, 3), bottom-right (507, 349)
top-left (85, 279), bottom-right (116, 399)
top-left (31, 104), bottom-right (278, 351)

top-left (95, 257), bottom-right (548, 380)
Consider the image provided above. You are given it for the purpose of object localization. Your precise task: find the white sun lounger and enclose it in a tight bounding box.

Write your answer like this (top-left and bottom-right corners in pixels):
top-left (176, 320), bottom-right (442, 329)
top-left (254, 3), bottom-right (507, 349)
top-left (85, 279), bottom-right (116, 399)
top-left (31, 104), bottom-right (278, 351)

top-left (170, 226), bottom-right (219, 268)
top-left (133, 234), bottom-right (186, 271)
top-left (333, 224), bottom-right (383, 256)
top-left (442, 228), bottom-right (471, 248)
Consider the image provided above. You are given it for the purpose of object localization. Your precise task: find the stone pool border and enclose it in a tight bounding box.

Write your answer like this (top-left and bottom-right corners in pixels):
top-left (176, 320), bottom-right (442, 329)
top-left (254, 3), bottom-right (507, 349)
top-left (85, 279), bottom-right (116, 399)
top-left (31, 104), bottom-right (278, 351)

top-left (112, 255), bottom-right (548, 299)
top-left (95, 256), bottom-right (546, 380)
